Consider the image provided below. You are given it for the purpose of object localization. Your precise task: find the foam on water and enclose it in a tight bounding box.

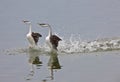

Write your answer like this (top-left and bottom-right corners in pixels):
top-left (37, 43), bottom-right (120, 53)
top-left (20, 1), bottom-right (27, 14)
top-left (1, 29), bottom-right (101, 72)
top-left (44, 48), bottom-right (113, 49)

top-left (58, 36), bottom-right (120, 53)
top-left (58, 36), bottom-right (120, 54)
top-left (2, 35), bottom-right (120, 55)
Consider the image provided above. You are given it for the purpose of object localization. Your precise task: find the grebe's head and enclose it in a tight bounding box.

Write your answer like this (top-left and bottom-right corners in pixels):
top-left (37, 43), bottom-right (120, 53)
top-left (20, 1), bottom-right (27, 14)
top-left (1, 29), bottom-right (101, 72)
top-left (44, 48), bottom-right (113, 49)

top-left (22, 20), bottom-right (31, 25)
top-left (38, 23), bottom-right (51, 28)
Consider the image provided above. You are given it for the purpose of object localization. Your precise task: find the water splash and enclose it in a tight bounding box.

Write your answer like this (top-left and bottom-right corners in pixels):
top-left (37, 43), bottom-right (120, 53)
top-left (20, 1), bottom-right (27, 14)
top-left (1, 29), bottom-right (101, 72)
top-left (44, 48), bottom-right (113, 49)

top-left (0, 47), bottom-right (29, 55)
top-left (58, 36), bottom-right (120, 54)
top-left (1, 35), bottom-right (120, 55)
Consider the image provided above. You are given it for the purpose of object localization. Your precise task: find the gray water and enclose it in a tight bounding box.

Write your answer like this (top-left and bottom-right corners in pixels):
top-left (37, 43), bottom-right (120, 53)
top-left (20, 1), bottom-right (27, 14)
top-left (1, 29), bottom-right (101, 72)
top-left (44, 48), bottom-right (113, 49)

top-left (1, 0), bottom-right (120, 82)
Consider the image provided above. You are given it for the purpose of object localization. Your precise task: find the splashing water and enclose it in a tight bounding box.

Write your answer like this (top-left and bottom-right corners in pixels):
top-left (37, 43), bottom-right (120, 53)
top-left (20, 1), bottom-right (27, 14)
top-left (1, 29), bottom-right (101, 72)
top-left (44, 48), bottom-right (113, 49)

top-left (2, 35), bottom-right (120, 55)
top-left (58, 35), bottom-right (120, 54)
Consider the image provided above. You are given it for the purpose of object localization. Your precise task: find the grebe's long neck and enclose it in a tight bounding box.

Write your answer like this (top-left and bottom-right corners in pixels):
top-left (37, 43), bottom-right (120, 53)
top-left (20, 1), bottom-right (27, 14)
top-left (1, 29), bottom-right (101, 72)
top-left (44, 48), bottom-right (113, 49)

top-left (29, 24), bottom-right (32, 34)
top-left (48, 26), bottom-right (52, 37)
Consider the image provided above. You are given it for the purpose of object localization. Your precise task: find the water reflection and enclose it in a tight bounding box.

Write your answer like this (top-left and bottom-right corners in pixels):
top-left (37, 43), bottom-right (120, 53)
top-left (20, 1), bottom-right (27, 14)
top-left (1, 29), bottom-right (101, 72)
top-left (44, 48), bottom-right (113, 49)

top-left (47, 51), bottom-right (61, 80)
top-left (26, 48), bottom-right (42, 80)
top-left (25, 48), bottom-right (62, 81)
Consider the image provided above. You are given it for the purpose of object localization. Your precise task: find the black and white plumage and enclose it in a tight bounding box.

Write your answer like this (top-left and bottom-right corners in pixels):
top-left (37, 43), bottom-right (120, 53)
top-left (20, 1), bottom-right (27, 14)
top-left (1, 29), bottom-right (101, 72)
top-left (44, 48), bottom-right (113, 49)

top-left (31, 32), bottom-right (42, 45)
top-left (38, 23), bottom-right (62, 51)
top-left (23, 20), bottom-right (42, 48)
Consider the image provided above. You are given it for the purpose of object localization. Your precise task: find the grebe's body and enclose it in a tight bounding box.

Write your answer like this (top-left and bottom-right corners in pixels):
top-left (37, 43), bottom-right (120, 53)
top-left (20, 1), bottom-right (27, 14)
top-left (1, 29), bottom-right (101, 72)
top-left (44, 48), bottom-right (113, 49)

top-left (23, 20), bottom-right (42, 48)
top-left (46, 34), bottom-right (61, 50)
top-left (27, 32), bottom-right (41, 47)
top-left (38, 23), bottom-right (61, 51)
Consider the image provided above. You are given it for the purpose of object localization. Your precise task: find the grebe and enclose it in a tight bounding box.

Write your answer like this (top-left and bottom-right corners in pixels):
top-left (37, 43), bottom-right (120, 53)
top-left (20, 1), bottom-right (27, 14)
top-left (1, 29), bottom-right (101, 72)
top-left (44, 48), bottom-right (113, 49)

top-left (23, 20), bottom-right (42, 48)
top-left (38, 23), bottom-right (61, 51)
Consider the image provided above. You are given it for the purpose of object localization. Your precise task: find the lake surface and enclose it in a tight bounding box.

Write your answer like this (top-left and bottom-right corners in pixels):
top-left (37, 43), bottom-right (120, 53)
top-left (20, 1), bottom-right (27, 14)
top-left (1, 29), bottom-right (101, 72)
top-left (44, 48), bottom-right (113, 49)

top-left (1, 0), bottom-right (120, 82)
top-left (1, 50), bottom-right (120, 82)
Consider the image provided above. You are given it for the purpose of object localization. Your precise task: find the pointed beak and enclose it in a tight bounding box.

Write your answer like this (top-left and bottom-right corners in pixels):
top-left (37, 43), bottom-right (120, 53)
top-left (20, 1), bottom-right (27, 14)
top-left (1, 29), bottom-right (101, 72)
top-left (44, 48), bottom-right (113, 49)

top-left (38, 23), bottom-right (50, 27)
top-left (22, 20), bottom-right (31, 24)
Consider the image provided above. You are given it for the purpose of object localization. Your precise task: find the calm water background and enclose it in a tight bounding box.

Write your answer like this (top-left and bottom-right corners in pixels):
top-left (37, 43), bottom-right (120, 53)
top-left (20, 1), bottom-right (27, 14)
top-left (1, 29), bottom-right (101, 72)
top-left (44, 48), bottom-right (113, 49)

top-left (1, 0), bottom-right (120, 82)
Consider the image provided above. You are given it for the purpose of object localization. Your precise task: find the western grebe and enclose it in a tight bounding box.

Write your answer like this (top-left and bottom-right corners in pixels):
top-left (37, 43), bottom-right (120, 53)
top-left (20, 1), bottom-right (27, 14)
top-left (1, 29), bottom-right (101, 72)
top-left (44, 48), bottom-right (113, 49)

top-left (23, 20), bottom-right (42, 48)
top-left (38, 23), bottom-right (61, 51)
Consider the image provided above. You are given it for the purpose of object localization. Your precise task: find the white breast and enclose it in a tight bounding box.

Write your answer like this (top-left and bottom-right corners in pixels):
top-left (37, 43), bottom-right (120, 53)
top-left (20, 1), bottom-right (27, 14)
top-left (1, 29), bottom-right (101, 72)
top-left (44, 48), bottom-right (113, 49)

top-left (27, 33), bottom-right (36, 47)
top-left (46, 36), bottom-right (52, 49)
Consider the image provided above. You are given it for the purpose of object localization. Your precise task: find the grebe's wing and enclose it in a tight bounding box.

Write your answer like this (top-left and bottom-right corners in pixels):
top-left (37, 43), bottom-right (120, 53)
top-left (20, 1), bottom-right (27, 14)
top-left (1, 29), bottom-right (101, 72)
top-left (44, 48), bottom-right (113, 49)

top-left (32, 32), bottom-right (42, 44)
